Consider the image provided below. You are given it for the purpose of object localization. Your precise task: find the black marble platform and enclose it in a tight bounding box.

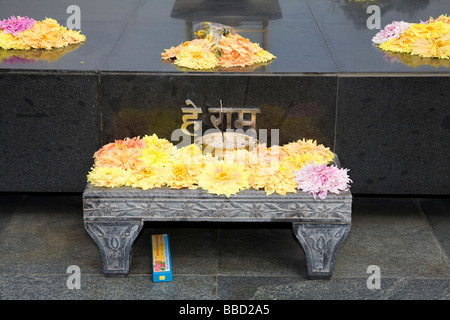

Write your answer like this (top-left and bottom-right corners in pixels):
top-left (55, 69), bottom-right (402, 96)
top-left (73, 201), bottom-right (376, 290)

top-left (0, 0), bottom-right (449, 194)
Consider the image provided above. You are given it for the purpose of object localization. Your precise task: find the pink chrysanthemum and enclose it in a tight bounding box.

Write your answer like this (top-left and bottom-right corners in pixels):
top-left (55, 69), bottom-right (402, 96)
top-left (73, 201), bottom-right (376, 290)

top-left (0, 16), bottom-right (36, 36)
top-left (372, 21), bottom-right (412, 44)
top-left (294, 161), bottom-right (352, 200)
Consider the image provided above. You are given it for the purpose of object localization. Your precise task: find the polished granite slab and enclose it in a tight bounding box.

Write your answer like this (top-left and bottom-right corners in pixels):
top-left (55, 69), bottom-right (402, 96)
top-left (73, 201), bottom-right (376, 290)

top-left (0, 0), bottom-right (139, 71)
top-left (1, 0), bottom-right (450, 72)
top-left (0, 73), bottom-right (100, 192)
top-left (335, 75), bottom-right (450, 194)
top-left (0, 0), bottom-right (338, 73)
top-left (307, 0), bottom-right (450, 73)
top-left (99, 74), bottom-right (337, 147)
top-left (1, 0), bottom-right (449, 194)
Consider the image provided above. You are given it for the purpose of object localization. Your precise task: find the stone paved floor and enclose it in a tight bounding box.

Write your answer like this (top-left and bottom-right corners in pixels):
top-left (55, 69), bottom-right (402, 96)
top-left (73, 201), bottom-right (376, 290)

top-left (0, 194), bottom-right (449, 301)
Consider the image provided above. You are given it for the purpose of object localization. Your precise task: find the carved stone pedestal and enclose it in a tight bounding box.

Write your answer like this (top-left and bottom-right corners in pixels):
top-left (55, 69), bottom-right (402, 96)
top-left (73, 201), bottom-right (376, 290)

top-left (293, 223), bottom-right (350, 279)
top-left (83, 183), bottom-right (352, 278)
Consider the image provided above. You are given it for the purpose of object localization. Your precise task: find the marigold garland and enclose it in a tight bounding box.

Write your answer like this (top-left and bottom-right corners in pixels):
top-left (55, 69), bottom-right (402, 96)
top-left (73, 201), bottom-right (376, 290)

top-left (0, 16), bottom-right (85, 50)
top-left (373, 14), bottom-right (450, 60)
top-left (87, 133), bottom-right (351, 199)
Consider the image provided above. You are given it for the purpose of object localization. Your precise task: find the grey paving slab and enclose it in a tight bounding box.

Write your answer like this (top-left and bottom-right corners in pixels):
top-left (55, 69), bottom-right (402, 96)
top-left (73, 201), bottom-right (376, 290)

top-left (129, 224), bottom-right (219, 276)
top-left (1, 195), bottom-right (450, 300)
top-left (217, 276), bottom-right (450, 300)
top-left (418, 198), bottom-right (450, 260)
top-left (333, 197), bottom-right (450, 279)
top-left (0, 195), bottom-right (103, 275)
top-left (0, 274), bottom-right (216, 300)
top-left (218, 226), bottom-right (307, 277)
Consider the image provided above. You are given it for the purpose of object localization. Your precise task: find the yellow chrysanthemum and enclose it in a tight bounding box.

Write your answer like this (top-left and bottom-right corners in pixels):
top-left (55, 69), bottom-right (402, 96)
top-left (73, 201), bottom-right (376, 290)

top-left (253, 47), bottom-right (277, 64)
top-left (139, 134), bottom-right (174, 167)
top-left (379, 36), bottom-right (414, 54)
top-left (262, 159), bottom-right (298, 196)
top-left (403, 22), bottom-right (450, 40)
top-left (174, 44), bottom-right (219, 69)
top-left (380, 21), bottom-right (450, 54)
top-left (142, 134), bottom-right (174, 153)
top-left (197, 163), bottom-right (250, 197)
top-left (139, 146), bottom-right (172, 167)
top-left (282, 151), bottom-right (330, 171)
top-left (248, 161), bottom-right (278, 190)
top-left (128, 166), bottom-right (169, 190)
top-left (222, 148), bottom-right (260, 167)
top-left (281, 139), bottom-right (334, 163)
top-left (166, 160), bottom-right (199, 189)
top-left (429, 14), bottom-right (450, 24)
top-left (172, 144), bottom-right (204, 164)
top-left (87, 167), bottom-right (131, 188)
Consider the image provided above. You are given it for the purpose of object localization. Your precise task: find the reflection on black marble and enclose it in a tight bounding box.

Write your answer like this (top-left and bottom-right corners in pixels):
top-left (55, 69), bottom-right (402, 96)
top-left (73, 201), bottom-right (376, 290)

top-left (333, 0), bottom-right (433, 29)
top-left (104, 0), bottom-right (337, 73)
top-left (170, 0), bottom-right (282, 21)
top-left (306, 0), bottom-right (450, 72)
top-left (379, 49), bottom-right (450, 69)
top-left (335, 76), bottom-right (450, 195)
top-left (0, 0), bottom-right (449, 72)
top-left (0, 45), bottom-right (83, 65)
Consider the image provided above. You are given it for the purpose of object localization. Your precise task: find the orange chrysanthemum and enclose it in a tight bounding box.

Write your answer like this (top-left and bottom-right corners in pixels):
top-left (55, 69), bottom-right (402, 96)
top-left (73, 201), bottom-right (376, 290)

top-left (93, 137), bottom-right (146, 170)
top-left (218, 33), bottom-right (275, 68)
top-left (411, 32), bottom-right (450, 59)
top-left (161, 24), bottom-right (275, 70)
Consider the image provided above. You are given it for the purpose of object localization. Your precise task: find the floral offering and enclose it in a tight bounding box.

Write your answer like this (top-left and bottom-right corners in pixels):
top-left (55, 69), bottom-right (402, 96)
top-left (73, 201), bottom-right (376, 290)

top-left (161, 22), bottom-right (276, 70)
top-left (87, 133), bottom-right (351, 199)
top-left (373, 14), bottom-right (450, 60)
top-left (0, 16), bottom-right (85, 50)
top-left (294, 161), bottom-right (352, 200)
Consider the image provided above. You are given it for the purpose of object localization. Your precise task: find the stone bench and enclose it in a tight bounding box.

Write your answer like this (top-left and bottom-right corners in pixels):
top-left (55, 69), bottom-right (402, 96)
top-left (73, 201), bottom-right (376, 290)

top-left (83, 177), bottom-right (352, 279)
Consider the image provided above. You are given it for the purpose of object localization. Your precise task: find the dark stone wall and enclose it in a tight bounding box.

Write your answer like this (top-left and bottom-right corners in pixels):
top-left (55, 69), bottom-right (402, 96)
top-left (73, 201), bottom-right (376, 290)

top-left (1, 72), bottom-right (449, 195)
top-left (0, 72), bottom-right (100, 192)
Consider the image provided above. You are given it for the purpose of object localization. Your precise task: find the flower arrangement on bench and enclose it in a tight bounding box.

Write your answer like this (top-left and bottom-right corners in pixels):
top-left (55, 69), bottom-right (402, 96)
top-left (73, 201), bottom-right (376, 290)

top-left (87, 134), bottom-right (351, 199)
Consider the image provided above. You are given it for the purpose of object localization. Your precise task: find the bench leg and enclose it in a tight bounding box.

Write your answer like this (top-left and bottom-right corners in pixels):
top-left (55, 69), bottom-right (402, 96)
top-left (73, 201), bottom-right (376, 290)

top-left (85, 220), bottom-right (143, 276)
top-left (292, 223), bottom-right (350, 279)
